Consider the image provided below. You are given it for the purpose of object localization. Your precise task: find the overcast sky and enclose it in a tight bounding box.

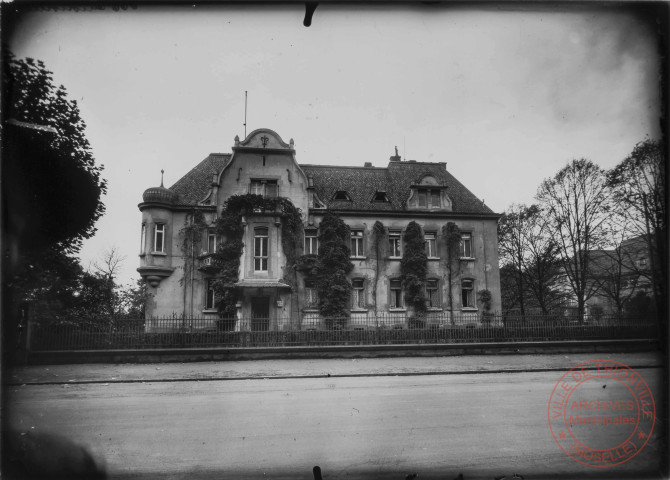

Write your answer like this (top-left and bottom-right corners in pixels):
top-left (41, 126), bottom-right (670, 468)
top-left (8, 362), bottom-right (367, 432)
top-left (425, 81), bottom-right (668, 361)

top-left (6, 3), bottom-right (662, 286)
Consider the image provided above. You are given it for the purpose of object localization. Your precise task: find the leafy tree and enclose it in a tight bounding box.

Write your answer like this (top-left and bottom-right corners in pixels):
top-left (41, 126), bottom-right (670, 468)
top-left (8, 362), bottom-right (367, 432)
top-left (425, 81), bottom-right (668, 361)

top-left (536, 159), bottom-right (611, 320)
top-left (316, 212), bottom-right (353, 326)
top-left (401, 221), bottom-right (427, 319)
top-left (607, 139), bottom-right (666, 322)
top-left (3, 52), bottom-right (106, 255)
top-left (118, 279), bottom-right (151, 318)
top-left (2, 53), bottom-right (106, 360)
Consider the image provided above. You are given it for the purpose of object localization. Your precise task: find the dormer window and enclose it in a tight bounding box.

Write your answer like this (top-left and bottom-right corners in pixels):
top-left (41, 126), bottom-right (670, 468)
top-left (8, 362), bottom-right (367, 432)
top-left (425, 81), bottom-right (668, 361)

top-left (250, 179), bottom-right (278, 198)
top-left (372, 191), bottom-right (390, 203)
top-left (332, 190), bottom-right (351, 201)
top-left (418, 188), bottom-right (441, 208)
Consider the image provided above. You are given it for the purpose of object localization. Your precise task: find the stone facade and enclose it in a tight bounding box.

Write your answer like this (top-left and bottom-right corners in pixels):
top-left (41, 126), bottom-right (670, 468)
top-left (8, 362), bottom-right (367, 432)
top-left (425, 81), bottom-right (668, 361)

top-left (138, 129), bottom-right (502, 331)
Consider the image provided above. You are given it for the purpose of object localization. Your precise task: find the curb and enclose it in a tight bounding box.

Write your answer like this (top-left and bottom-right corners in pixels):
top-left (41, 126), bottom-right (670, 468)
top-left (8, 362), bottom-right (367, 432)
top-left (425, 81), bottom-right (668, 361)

top-left (6, 364), bottom-right (662, 387)
top-left (23, 338), bottom-right (659, 365)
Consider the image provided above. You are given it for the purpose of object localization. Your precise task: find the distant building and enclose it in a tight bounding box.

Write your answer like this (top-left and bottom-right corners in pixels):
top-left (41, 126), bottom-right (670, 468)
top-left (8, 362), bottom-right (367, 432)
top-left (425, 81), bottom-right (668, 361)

top-left (553, 235), bottom-right (653, 317)
top-left (137, 129), bottom-right (502, 331)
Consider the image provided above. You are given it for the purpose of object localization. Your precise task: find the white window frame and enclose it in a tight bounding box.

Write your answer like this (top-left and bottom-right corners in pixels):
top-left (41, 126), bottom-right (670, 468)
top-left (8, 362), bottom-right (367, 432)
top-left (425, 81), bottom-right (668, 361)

top-left (350, 230), bottom-right (364, 258)
top-left (140, 223), bottom-right (146, 254)
top-left (304, 229), bottom-right (318, 255)
top-left (389, 278), bottom-right (404, 309)
top-left (254, 227), bottom-right (269, 272)
top-left (389, 230), bottom-right (401, 258)
top-left (153, 223), bottom-right (165, 253)
top-left (460, 232), bottom-right (473, 259)
top-left (250, 179), bottom-right (278, 198)
top-left (425, 232), bottom-right (438, 258)
top-left (205, 280), bottom-right (216, 310)
top-left (207, 231), bottom-right (218, 253)
top-left (461, 279), bottom-right (475, 309)
top-left (351, 278), bottom-right (366, 310)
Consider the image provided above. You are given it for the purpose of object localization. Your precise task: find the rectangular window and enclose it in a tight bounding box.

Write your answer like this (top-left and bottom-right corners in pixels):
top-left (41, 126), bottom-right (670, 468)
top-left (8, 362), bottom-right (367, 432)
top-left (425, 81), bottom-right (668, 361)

top-left (207, 232), bottom-right (218, 253)
top-left (461, 279), bottom-right (474, 308)
top-left (460, 233), bottom-right (473, 258)
top-left (140, 223), bottom-right (146, 253)
top-left (352, 278), bottom-right (365, 309)
top-left (304, 280), bottom-right (318, 309)
top-left (418, 190), bottom-right (427, 207)
top-left (254, 228), bottom-right (269, 271)
top-left (153, 224), bottom-right (165, 253)
top-left (430, 190), bottom-right (441, 207)
top-left (350, 230), bottom-right (364, 257)
top-left (250, 179), bottom-right (278, 198)
top-left (304, 229), bottom-right (318, 255)
top-left (426, 279), bottom-right (440, 308)
top-left (417, 188), bottom-right (441, 208)
top-left (390, 279), bottom-right (403, 309)
top-left (389, 230), bottom-right (401, 258)
top-left (205, 280), bottom-right (216, 310)
top-left (425, 232), bottom-right (437, 258)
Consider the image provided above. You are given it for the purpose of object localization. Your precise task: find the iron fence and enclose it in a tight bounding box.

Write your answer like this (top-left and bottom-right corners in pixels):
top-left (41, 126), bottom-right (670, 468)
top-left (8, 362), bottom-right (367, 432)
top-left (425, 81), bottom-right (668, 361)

top-left (27, 312), bottom-right (659, 351)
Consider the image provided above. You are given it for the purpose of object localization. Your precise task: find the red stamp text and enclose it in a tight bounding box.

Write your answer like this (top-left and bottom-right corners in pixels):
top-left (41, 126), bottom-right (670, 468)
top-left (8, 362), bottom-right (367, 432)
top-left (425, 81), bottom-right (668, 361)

top-left (548, 359), bottom-right (655, 467)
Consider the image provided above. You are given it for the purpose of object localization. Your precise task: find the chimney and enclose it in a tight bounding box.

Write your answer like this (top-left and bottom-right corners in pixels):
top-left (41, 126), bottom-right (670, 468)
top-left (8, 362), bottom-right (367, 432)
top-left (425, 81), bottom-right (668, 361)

top-left (364, 162), bottom-right (372, 167)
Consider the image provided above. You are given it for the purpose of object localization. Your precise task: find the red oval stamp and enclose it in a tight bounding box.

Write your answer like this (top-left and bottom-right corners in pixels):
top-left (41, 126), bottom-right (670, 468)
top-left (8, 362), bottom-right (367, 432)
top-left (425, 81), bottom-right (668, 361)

top-left (548, 359), bottom-right (655, 467)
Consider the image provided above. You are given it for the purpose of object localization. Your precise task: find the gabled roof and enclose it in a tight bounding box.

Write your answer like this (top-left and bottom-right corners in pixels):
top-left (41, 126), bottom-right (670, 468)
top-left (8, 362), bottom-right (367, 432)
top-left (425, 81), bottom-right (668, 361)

top-left (169, 153), bottom-right (231, 205)
top-left (301, 161), bottom-right (495, 215)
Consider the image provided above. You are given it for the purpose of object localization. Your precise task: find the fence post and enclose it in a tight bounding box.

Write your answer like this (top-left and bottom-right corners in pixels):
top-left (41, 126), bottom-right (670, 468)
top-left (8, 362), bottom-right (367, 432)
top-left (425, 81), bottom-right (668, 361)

top-left (20, 303), bottom-right (32, 365)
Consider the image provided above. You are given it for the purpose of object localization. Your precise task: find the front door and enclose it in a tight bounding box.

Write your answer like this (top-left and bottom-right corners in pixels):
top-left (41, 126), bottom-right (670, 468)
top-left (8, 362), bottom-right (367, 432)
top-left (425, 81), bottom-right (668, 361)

top-left (251, 297), bottom-right (270, 331)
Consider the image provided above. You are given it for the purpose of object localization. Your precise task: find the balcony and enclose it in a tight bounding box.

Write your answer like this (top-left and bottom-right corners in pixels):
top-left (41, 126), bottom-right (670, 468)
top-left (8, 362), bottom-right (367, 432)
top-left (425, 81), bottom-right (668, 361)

top-left (198, 254), bottom-right (218, 273)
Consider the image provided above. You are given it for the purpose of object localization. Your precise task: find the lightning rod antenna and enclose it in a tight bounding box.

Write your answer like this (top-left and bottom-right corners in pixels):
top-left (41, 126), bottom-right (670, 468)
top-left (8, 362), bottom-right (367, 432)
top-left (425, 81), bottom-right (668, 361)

top-left (244, 91), bottom-right (248, 138)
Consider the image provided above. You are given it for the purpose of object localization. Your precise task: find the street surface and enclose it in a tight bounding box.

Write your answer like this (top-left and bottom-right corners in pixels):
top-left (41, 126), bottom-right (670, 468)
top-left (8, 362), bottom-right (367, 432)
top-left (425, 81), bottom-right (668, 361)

top-left (4, 353), bottom-right (665, 480)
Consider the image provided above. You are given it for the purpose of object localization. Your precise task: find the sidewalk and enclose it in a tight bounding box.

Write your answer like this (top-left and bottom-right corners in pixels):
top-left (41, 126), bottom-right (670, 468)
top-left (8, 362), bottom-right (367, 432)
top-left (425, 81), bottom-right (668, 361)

top-left (5, 351), bottom-right (663, 385)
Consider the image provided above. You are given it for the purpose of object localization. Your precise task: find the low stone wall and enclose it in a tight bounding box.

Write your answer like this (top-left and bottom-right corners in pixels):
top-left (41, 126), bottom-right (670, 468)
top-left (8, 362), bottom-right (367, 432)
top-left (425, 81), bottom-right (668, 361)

top-left (24, 339), bottom-right (659, 365)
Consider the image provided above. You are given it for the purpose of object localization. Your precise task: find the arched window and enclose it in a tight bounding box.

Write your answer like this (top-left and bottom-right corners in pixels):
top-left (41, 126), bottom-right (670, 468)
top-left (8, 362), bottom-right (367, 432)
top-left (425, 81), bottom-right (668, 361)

top-left (254, 227), bottom-right (269, 271)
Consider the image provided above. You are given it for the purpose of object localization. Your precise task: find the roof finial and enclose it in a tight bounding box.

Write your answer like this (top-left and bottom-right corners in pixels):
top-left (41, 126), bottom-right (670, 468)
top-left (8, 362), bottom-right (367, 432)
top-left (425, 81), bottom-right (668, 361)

top-left (160, 169), bottom-right (164, 187)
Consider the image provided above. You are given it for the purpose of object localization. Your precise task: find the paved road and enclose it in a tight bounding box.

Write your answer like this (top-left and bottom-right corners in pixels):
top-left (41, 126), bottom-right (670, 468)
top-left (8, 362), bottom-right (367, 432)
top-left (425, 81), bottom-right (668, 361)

top-left (5, 365), bottom-right (664, 479)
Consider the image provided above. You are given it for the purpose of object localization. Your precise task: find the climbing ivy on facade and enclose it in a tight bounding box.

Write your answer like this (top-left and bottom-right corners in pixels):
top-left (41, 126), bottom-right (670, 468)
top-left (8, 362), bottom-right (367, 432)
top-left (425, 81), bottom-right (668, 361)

top-left (208, 194), bottom-right (303, 317)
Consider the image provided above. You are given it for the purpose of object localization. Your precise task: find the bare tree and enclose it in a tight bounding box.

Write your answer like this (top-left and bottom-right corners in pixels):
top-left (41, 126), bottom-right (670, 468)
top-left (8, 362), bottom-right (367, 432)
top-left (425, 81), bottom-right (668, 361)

top-left (498, 204), bottom-right (529, 315)
top-left (536, 159), bottom-right (611, 320)
top-left (498, 204), bottom-right (563, 314)
top-left (91, 246), bottom-right (126, 282)
top-left (607, 139), bottom-right (666, 322)
top-left (588, 215), bottom-right (644, 315)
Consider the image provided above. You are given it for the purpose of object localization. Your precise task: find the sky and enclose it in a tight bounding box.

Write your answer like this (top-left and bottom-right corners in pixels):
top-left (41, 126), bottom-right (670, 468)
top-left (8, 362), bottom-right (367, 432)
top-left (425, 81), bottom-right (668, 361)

top-left (5, 3), bottom-right (663, 286)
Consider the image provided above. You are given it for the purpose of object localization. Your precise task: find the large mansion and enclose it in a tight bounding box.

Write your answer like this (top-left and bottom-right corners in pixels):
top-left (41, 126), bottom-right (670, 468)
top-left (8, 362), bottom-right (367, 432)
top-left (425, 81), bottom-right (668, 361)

top-left (137, 129), bottom-right (502, 331)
